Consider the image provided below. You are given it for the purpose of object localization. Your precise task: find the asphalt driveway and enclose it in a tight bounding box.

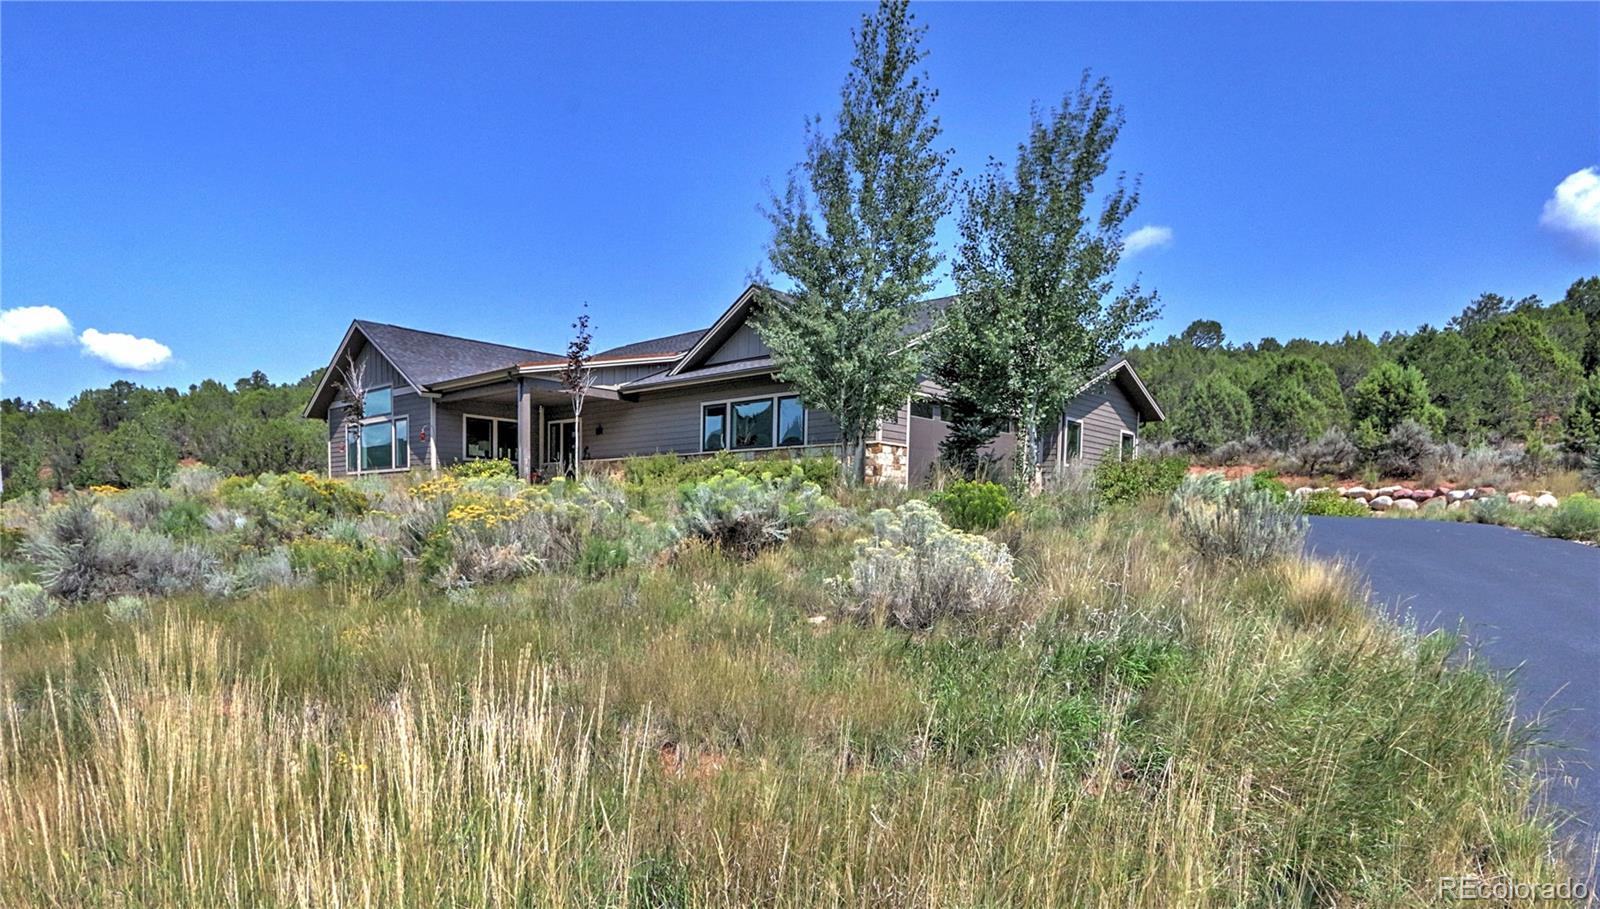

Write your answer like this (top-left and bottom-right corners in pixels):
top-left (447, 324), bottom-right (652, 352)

top-left (1307, 517), bottom-right (1600, 843)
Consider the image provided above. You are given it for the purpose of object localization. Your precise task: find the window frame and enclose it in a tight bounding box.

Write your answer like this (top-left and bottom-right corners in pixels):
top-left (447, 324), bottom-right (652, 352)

top-left (1064, 419), bottom-right (1083, 461)
top-left (698, 393), bottom-right (808, 453)
top-left (1120, 430), bottom-right (1137, 460)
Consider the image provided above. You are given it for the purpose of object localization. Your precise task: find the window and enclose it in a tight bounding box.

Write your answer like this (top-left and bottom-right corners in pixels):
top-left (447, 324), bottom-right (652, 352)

top-left (1065, 420), bottom-right (1083, 460)
top-left (777, 396), bottom-right (806, 446)
top-left (701, 395), bottom-right (807, 451)
top-left (465, 417), bottom-right (495, 459)
top-left (911, 397), bottom-right (945, 421)
top-left (702, 404), bottom-right (727, 451)
top-left (732, 398), bottom-right (774, 449)
top-left (394, 417), bottom-right (409, 470)
top-left (1120, 431), bottom-right (1137, 460)
top-left (464, 415), bottom-right (517, 462)
top-left (362, 422), bottom-right (394, 470)
top-left (345, 426), bottom-right (359, 472)
top-left (365, 386), bottom-right (392, 418)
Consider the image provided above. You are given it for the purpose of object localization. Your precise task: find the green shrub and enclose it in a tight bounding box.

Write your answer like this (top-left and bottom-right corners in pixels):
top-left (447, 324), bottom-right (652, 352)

top-left (1301, 490), bottom-right (1369, 517)
top-left (842, 500), bottom-right (1015, 630)
top-left (674, 469), bottom-right (826, 557)
top-left (158, 497), bottom-right (211, 539)
top-left (930, 480), bottom-right (1014, 531)
top-left (1545, 493), bottom-right (1600, 542)
top-left (626, 451), bottom-right (837, 491)
top-left (105, 595), bottom-right (150, 623)
top-left (167, 464), bottom-right (224, 497)
top-left (447, 458), bottom-right (517, 480)
top-left (1170, 480), bottom-right (1307, 566)
top-left (288, 537), bottom-right (404, 587)
top-left (1094, 456), bottom-right (1189, 507)
top-left (1248, 470), bottom-right (1290, 502)
top-left (576, 535), bottom-right (631, 579)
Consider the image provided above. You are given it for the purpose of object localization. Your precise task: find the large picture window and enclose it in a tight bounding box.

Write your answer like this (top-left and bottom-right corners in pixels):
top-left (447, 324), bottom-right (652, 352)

top-left (732, 398), bottom-right (774, 449)
top-left (464, 415), bottom-right (517, 463)
top-left (701, 394), bottom-right (806, 451)
top-left (340, 388), bottom-right (410, 472)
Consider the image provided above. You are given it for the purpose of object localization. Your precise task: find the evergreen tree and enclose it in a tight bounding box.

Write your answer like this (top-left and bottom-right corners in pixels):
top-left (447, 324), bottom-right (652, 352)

top-left (756, 0), bottom-right (954, 484)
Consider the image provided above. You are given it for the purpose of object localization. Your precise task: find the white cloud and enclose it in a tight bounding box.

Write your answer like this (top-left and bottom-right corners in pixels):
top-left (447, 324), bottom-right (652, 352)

top-left (1124, 225), bottom-right (1174, 257)
top-left (0, 305), bottom-right (75, 348)
top-left (78, 328), bottom-right (173, 371)
top-left (1540, 167), bottom-right (1600, 249)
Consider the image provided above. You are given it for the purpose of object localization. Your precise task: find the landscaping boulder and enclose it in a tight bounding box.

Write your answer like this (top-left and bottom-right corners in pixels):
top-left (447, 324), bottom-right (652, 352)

top-left (1509, 492), bottom-right (1534, 505)
top-left (1295, 486), bottom-right (1315, 498)
top-left (1478, 486), bottom-right (1497, 497)
top-left (1422, 496), bottom-right (1446, 511)
top-left (1353, 496), bottom-right (1370, 507)
top-left (1394, 498), bottom-right (1419, 511)
top-left (1447, 489), bottom-right (1472, 502)
top-left (1369, 495), bottom-right (1394, 511)
top-left (1344, 486), bottom-right (1371, 499)
top-left (1534, 493), bottom-right (1559, 509)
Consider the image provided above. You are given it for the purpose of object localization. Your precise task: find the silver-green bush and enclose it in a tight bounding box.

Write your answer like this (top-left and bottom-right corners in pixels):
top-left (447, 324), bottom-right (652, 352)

top-left (843, 500), bottom-right (1015, 630)
top-left (0, 581), bottom-right (55, 627)
top-left (1170, 480), bottom-right (1307, 566)
top-left (674, 469), bottom-right (825, 557)
top-left (24, 499), bottom-right (215, 602)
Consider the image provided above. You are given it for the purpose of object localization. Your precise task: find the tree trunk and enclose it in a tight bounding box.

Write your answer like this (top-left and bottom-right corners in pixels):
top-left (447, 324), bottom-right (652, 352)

top-left (847, 435), bottom-right (868, 486)
top-left (572, 414), bottom-right (583, 480)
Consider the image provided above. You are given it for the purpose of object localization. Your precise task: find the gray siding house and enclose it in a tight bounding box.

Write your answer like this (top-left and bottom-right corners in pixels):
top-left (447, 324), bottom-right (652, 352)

top-left (303, 285), bottom-right (1164, 486)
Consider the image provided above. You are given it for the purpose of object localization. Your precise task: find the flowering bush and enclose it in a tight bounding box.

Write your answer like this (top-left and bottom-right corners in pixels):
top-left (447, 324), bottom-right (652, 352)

top-left (842, 500), bottom-right (1015, 630)
top-left (421, 477), bottom-right (626, 588)
top-left (219, 472), bottom-right (370, 542)
top-left (674, 469), bottom-right (826, 557)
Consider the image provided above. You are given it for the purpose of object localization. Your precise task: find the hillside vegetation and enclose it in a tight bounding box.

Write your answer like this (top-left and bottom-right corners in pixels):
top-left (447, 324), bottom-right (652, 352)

top-left (0, 459), bottom-right (1581, 907)
top-left (1132, 277), bottom-right (1600, 479)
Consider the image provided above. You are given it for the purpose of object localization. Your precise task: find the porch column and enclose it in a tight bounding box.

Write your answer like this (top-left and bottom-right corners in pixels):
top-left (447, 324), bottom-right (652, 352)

top-left (516, 378), bottom-right (533, 481)
top-left (537, 404), bottom-right (547, 470)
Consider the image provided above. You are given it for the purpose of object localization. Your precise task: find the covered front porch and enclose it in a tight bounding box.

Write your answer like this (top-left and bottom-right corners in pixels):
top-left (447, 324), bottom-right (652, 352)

top-left (432, 376), bottom-right (617, 480)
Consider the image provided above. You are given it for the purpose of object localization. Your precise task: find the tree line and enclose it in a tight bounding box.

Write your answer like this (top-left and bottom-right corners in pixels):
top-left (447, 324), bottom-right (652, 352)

top-left (1129, 277), bottom-right (1600, 468)
top-left (2, 371), bottom-right (325, 499)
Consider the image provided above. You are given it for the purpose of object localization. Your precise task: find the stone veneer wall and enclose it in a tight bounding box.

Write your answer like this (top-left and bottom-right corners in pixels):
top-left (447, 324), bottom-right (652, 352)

top-left (864, 441), bottom-right (909, 488)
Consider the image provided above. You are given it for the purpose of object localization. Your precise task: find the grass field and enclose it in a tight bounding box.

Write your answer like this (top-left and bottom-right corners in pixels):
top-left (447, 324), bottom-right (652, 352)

top-left (0, 467), bottom-right (1585, 907)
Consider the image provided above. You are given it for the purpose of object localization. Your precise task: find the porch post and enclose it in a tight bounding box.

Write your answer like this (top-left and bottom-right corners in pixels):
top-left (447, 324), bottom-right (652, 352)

top-left (537, 404), bottom-right (547, 470)
top-left (516, 378), bottom-right (533, 481)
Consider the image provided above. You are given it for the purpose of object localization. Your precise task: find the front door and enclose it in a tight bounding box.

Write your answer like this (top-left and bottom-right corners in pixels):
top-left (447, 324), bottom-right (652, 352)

top-left (545, 419), bottom-right (577, 476)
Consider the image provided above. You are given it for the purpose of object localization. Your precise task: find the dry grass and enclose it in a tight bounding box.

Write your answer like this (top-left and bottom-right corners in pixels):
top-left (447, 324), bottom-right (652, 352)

top-left (0, 505), bottom-right (1583, 907)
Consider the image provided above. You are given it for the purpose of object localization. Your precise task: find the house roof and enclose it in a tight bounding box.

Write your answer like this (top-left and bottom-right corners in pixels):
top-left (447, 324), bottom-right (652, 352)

top-left (353, 320), bottom-right (560, 387)
top-left (622, 355), bottom-right (777, 392)
top-left (596, 329), bottom-right (707, 359)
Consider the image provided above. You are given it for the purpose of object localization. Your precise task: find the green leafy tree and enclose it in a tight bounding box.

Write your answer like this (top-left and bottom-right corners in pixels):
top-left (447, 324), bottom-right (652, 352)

top-left (1471, 312), bottom-right (1584, 427)
top-left (1349, 362), bottom-right (1444, 441)
top-left (1180, 319), bottom-right (1224, 350)
top-left (756, 0), bottom-right (954, 484)
top-left (1560, 275), bottom-right (1600, 371)
top-left (1168, 373), bottom-right (1251, 451)
top-left (938, 73), bottom-right (1158, 488)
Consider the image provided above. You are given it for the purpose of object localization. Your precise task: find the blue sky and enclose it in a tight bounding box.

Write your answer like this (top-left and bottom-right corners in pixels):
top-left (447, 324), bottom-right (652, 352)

top-left (2, 2), bottom-right (1596, 404)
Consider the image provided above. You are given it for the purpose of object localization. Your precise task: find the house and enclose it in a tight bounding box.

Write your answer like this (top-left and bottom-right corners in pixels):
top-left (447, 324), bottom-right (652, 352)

top-left (302, 285), bottom-right (1164, 486)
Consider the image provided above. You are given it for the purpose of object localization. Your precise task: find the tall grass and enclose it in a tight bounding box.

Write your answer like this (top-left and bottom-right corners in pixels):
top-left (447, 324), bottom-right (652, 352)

top-left (0, 506), bottom-right (1582, 906)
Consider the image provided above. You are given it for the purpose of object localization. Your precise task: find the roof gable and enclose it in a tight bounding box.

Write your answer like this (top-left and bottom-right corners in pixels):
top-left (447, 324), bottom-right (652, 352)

top-left (303, 320), bottom-right (560, 418)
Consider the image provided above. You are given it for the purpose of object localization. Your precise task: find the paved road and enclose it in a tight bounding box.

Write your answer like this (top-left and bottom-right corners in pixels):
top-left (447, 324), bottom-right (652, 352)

top-left (1307, 517), bottom-right (1600, 846)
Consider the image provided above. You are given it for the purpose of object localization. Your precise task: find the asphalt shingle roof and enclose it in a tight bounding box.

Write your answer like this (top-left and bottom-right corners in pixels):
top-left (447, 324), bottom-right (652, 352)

top-left (621, 356), bottom-right (776, 391)
top-left (351, 320), bottom-right (561, 388)
top-left (595, 329), bottom-right (707, 359)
